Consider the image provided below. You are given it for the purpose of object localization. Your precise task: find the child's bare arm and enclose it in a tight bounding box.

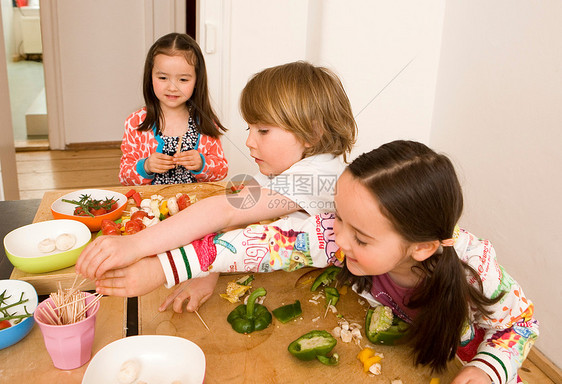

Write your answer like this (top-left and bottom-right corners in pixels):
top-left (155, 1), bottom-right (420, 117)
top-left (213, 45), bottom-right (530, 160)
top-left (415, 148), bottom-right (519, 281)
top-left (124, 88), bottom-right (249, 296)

top-left (76, 185), bottom-right (300, 279)
top-left (95, 258), bottom-right (218, 314)
top-left (159, 273), bottom-right (220, 313)
top-left (95, 256), bottom-right (166, 297)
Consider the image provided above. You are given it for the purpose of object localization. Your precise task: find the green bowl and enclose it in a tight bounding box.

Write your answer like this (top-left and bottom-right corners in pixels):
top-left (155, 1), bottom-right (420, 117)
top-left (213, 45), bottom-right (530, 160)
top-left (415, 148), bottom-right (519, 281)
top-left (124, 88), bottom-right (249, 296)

top-left (4, 219), bottom-right (91, 274)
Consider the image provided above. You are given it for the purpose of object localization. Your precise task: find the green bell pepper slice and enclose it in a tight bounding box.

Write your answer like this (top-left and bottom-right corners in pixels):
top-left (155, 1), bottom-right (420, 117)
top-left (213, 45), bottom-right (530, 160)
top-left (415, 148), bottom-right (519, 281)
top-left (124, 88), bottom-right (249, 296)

top-left (324, 287), bottom-right (339, 307)
top-left (227, 287), bottom-right (272, 334)
top-left (310, 266), bottom-right (341, 291)
top-left (365, 306), bottom-right (409, 345)
top-left (316, 353), bottom-right (339, 366)
top-left (288, 330), bottom-right (338, 364)
top-left (272, 300), bottom-right (302, 323)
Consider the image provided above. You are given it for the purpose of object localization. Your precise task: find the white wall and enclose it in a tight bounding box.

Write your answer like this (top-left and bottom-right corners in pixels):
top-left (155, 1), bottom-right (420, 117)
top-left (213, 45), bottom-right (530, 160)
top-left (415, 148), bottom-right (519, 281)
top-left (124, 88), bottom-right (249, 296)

top-left (315, 0), bottom-right (445, 160)
top-left (208, 0), bottom-right (309, 177)
top-left (431, 1), bottom-right (562, 366)
top-left (214, 0), bottom-right (445, 176)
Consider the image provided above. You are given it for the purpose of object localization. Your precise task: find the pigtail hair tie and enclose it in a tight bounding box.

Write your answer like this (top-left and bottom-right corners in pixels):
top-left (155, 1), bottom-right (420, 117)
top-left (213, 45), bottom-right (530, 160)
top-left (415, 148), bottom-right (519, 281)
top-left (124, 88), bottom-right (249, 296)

top-left (441, 238), bottom-right (455, 247)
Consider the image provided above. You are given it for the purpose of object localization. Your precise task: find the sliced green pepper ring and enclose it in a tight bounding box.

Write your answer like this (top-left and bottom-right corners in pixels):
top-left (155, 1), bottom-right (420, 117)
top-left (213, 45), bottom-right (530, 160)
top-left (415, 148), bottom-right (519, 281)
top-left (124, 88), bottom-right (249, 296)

top-left (310, 266), bottom-right (341, 291)
top-left (288, 330), bottom-right (337, 362)
top-left (365, 308), bottom-right (409, 345)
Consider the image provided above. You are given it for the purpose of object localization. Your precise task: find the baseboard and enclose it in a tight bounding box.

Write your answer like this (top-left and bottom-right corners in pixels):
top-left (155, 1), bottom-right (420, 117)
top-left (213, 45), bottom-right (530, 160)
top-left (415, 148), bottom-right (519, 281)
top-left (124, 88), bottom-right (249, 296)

top-left (528, 348), bottom-right (562, 383)
top-left (15, 139), bottom-right (49, 152)
top-left (65, 141), bottom-right (121, 150)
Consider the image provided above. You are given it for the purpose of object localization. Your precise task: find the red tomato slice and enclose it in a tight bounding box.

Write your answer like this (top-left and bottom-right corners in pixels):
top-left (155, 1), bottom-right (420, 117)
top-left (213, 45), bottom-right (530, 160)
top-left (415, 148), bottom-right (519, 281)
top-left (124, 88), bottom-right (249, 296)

top-left (124, 219), bottom-right (145, 235)
top-left (106, 199), bottom-right (118, 213)
top-left (177, 194), bottom-right (191, 211)
top-left (101, 219), bottom-right (120, 230)
top-left (0, 320), bottom-right (12, 330)
top-left (132, 192), bottom-right (142, 207)
top-left (131, 210), bottom-right (149, 221)
top-left (74, 207), bottom-right (90, 216)
top-left (103, 227), bottom-right (121, 236)
top-left (101, 219), bottom-right (121, 235)
top-left (89, 208), bottom-right (107, 216)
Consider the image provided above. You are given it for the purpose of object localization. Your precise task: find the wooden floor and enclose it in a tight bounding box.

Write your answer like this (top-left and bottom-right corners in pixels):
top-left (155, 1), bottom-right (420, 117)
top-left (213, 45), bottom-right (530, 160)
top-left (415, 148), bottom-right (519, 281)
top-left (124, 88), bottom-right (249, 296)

top-left (13, 149), bottom-right (562, 383)
top-left (16, 148), bottom-right (121, 200)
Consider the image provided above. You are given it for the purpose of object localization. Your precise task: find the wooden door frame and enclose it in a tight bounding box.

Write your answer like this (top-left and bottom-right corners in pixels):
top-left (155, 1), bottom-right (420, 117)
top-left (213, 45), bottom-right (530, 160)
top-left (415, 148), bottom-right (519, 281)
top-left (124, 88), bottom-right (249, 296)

top-left (39, 0), bottom-right (64, 150)
top-left (0, 5), bottom-right (20, 200)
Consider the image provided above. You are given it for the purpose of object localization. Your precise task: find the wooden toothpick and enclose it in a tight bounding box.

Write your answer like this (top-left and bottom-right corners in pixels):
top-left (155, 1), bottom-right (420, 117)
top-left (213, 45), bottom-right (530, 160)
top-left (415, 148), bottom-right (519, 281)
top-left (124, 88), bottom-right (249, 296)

top-left (323, 299), bottom-right (333, 319)
top-left (175, 136), bottom-right (183, 168)
top-left (194, 310), bottom-right (210, 331)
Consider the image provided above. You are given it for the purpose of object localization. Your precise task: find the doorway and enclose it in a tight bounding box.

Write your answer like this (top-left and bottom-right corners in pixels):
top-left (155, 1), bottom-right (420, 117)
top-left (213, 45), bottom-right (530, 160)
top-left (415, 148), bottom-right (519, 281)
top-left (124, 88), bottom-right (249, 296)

top-left (2, 0), bottom-right (48, 151)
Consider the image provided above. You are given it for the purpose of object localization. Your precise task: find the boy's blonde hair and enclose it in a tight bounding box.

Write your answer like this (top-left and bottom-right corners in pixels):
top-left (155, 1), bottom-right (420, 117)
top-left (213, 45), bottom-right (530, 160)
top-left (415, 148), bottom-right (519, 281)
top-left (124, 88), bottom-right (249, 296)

top-left (240, 61), bottom-right (357, 161)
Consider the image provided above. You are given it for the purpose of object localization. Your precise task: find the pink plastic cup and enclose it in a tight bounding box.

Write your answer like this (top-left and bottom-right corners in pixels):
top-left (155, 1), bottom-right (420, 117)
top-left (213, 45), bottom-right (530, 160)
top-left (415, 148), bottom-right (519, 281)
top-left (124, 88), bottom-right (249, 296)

top-left (34, 292), bottom-right (100, 370)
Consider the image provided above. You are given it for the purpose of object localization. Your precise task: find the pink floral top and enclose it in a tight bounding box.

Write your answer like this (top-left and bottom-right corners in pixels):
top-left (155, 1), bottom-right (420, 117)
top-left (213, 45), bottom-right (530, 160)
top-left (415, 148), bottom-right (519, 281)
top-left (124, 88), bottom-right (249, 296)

top-left (119, 108), bottom-right (228, 185)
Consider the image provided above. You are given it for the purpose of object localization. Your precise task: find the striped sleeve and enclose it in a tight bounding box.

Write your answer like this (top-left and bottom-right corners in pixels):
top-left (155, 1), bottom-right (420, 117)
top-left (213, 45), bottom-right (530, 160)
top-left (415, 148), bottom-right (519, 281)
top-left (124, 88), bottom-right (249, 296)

top-left (156, 245), bottom-right (209, 288)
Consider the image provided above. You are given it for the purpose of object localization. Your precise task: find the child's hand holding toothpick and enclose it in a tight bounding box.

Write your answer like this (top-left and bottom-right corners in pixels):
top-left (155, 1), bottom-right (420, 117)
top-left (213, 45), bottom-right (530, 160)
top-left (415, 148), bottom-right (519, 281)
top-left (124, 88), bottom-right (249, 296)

top-left (173, 148), bottom-right (203, 172)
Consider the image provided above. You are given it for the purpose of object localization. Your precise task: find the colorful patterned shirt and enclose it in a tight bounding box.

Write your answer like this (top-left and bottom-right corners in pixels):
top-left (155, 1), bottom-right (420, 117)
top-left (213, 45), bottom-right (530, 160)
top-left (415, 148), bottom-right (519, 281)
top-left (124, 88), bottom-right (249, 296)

top-left (365, 228), bottom-right (538, 384)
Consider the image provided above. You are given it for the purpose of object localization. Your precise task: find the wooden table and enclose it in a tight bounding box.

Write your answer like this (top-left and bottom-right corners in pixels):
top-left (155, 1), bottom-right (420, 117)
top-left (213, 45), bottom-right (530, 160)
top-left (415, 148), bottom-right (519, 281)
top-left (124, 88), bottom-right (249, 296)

top-left (140, 270), bottom-right (460, 383)
top-left (2, 183), bottom-right (462, 382)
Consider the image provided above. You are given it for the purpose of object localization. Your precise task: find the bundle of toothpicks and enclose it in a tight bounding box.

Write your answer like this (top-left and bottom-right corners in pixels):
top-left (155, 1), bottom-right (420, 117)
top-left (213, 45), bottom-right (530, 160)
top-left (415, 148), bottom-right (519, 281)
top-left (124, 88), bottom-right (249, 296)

top-left (39, 277), bottom-right (102, 326)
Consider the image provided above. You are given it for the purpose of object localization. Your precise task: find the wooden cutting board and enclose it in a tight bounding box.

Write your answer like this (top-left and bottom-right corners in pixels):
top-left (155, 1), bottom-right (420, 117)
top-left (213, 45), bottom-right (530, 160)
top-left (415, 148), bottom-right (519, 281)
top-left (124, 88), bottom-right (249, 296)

top-left (139, 269), bottom-right (461, 383)
top-left (10, 183), bottom-right (228, 295)
top-left (0, 295), bottom-right (126, 382)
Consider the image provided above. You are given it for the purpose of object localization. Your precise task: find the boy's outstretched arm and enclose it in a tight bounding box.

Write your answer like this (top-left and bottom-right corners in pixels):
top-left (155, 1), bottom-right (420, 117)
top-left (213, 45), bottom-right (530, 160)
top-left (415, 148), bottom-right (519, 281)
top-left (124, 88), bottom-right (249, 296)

top-left (76, 185), bottom-right (297, 279)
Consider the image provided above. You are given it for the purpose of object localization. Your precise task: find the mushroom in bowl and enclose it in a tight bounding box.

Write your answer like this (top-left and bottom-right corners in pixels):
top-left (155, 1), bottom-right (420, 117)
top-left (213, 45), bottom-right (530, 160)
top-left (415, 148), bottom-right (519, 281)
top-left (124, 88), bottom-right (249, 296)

top-left (4, 219), bottom-right (91, 273)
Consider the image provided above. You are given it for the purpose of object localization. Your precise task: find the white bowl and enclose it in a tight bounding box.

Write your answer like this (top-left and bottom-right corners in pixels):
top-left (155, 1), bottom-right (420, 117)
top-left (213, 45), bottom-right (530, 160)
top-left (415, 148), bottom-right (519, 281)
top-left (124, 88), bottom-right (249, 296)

top-left (82, 335), bottom-right (206, 384)
top-left (4, 219), bottom-right (91, 273)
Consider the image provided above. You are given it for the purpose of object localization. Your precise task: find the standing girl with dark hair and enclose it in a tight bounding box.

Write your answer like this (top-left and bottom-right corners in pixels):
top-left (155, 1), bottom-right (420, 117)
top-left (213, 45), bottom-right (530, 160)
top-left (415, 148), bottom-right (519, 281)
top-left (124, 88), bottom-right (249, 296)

top-left (119, 32), bottom-right (228, 185)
